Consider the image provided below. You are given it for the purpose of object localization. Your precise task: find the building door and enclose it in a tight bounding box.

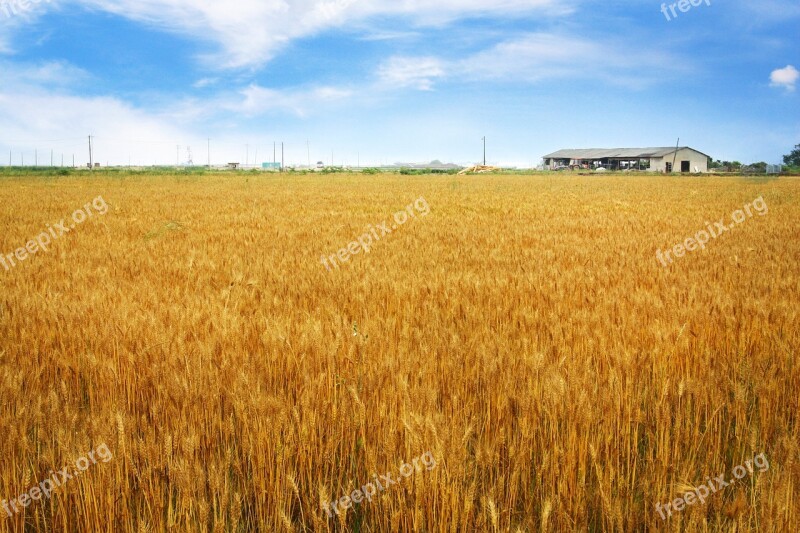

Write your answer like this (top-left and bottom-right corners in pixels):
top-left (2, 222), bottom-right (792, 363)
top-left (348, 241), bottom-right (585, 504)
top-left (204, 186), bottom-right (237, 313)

top-left (681, 161), bottom-right (691, 173)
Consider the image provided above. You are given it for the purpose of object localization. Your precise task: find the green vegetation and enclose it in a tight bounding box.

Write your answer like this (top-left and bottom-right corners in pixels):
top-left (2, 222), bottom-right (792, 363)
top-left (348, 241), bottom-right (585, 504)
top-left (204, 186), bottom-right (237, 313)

top-left (399, 167), bottom-right (460, 175)
top-left (784, 144), bottom-right (800, 167)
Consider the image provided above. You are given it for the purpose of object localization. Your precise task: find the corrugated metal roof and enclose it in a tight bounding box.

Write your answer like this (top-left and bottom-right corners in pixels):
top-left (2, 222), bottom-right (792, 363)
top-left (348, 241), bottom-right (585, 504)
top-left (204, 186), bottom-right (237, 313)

top-left (543, 147), bottom-right (709, 159)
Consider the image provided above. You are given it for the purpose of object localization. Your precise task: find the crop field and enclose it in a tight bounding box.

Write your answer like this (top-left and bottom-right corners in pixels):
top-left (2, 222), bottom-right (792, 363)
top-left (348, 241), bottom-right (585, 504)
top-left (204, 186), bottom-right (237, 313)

top-left (0, 172), bottom-right (798, 532)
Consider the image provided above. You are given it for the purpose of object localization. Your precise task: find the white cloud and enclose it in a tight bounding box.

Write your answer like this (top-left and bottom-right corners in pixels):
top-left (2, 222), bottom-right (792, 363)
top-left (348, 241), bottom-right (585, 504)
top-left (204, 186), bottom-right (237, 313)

top-left (1, 59), bottom-right (88, 87)
top-left (377, 56), bottom-right (446, 90)
top-left (733, 0), bottom-right (800, 22)
top-left (0, 61), bottom-right (196, 165)
top-left (374, 33), bottom-right (686, 91)
top-left (770, 65), bottom-right (799, 92)
top-left (467, 33), bottom-right (687, 87)
top-left (192, 77), bottom-right (219, 89)
top-left (230, 83), bottom-right (354, 117)
top-left (358, 29), bottom-right (421, 42)
top-left (71, 0), bottom-right (570, 69)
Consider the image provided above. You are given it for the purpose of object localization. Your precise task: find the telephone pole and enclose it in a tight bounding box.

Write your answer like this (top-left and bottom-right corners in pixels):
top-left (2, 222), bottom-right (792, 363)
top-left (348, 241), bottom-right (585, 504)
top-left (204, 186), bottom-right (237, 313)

top-left (671, 137), bottom-right (680, 173)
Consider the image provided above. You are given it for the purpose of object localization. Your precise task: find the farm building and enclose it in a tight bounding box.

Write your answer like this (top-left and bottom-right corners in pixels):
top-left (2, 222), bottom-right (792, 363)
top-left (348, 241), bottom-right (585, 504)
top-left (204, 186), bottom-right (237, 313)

top-left (543, 147), bottom-right (710, 173)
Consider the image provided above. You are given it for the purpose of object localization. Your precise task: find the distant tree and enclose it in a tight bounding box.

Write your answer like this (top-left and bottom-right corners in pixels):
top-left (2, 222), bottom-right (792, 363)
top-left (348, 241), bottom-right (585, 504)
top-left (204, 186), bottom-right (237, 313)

top-left (783, 144), bottom-right (800, 167)
top-left (750, 162), bottom-right (767, 173)
top-left (718, 161), bottom-right (741, 172)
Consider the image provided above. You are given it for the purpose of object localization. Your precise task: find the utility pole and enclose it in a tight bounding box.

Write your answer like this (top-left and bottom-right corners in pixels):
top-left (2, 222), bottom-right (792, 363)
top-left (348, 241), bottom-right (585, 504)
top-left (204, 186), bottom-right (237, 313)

top-left (482, 136), bottom-right (486, 166)
top-left (671, 137), bottom-right (680, 173)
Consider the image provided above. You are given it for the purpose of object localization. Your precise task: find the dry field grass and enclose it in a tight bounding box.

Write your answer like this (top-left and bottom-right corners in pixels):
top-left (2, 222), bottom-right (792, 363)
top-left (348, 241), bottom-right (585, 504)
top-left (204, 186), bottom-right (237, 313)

top-left (0, 172), bottom-right (798, 532)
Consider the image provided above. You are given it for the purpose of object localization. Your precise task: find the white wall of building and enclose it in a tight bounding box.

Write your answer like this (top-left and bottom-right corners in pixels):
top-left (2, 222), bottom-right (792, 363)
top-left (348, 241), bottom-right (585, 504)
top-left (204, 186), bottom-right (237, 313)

top-left (648, 149), bottom-right (709, 173)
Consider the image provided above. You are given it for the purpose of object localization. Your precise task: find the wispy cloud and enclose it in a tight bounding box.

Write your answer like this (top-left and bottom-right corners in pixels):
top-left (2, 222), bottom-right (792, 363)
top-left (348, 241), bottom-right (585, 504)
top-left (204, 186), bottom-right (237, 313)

top-left (192, 77), bottom-right (219, 89)
top-left (374, 32), bottom-right (687, 91)
top-left (230, 83), bottom-right (354, 117)
top-left (377, 56), bottom-right (446, 91)
top-left (732, 0), bottom-right (800, 22)
top-left (465, 33), bottom-right (688, 88)
top-left (0, 59), bottom-right (89, 87)
top-left (71, 0), bottom-right (571, 69)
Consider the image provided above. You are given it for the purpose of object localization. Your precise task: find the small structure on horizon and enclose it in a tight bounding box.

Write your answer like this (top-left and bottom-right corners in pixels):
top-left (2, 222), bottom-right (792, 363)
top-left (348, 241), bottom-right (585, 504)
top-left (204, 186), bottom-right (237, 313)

top-left (543, 147), bottom-right (710, 173)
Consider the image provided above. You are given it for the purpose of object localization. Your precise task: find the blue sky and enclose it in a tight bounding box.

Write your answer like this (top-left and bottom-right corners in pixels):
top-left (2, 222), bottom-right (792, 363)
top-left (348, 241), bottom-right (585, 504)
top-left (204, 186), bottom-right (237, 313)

top-left (0, 0), bottom-right (798, 167)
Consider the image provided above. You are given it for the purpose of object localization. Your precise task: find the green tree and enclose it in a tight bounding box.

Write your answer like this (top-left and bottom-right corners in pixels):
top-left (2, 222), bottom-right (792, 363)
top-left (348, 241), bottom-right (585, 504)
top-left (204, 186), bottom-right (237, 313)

top-left (783, 144), bottom-right (800, 167)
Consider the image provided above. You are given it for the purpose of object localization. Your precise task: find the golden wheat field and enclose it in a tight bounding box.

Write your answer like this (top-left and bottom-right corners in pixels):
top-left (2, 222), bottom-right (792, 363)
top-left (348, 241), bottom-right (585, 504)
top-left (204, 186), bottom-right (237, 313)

top-left (0, 172), bottom-right (798, 532)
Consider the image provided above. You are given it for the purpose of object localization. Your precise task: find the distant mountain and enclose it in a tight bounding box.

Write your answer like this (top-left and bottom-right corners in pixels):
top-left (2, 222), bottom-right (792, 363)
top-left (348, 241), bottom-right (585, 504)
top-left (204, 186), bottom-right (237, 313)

top-left (391, 160), bottom-right (462, 170)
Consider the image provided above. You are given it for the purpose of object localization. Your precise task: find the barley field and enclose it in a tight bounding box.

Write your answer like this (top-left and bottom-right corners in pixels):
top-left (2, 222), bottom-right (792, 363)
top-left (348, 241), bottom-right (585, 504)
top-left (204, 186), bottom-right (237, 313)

top-left (0, 172), bottom-right (798, 532)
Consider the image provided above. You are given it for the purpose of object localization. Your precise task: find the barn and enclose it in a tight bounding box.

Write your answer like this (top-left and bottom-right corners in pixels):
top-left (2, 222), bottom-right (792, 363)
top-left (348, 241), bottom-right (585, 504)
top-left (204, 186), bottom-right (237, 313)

top-left (543, 147), bottom-right (710, 173)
